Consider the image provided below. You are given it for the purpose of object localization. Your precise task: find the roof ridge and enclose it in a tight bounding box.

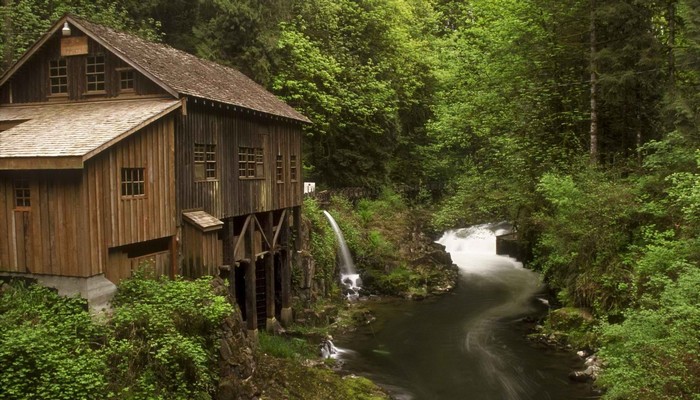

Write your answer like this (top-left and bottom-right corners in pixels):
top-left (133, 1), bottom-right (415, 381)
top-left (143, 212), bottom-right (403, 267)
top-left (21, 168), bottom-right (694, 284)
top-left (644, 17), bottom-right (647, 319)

top-left (67, 16), bottom-right (310, 123)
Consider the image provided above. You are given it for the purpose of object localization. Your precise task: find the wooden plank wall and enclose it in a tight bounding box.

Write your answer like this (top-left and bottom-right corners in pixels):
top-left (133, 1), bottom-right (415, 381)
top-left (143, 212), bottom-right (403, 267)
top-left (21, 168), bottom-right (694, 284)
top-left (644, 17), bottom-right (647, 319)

top-left (176, 101), bottom-right (303, 221)
top-left (181, 222), bottom-right (223, 278)
top-left (0, 171), bottom-right (91, 276)
top-left (85, 115), bottom-right (177, 272)
top-left (106, 249), bottom-right (170, 283)
top-left (0, 30), bottom-right (168, 105)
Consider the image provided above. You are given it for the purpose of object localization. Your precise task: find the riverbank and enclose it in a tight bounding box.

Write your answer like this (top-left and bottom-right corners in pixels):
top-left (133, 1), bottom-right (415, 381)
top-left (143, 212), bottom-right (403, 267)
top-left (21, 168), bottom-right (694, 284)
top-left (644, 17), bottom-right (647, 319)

top-left (331, 226), bottom-right (599, 400)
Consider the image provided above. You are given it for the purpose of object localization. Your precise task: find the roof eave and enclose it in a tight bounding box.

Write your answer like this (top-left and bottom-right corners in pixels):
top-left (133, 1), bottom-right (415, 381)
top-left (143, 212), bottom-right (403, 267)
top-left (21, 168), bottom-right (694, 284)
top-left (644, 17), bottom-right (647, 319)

top-left (185, 94), bottom-right (311, 125)
top-left (0, 156), bottom-right (83, 170)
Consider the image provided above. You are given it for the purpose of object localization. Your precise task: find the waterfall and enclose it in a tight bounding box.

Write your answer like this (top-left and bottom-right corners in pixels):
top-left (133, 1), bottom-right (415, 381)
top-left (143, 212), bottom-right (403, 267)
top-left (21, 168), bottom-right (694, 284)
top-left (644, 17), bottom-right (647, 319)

top-left (322, 210), bottom-right (362, 298)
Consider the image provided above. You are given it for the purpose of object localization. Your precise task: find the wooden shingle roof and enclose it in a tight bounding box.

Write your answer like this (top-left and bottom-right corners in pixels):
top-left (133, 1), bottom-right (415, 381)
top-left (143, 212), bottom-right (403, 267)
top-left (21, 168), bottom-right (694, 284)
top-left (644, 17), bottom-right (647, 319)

top-left (0, 99), bottom-right (181, 169)
top-left (183, 210), bottom-right (224, 232)
top-left (70, 16), bottom-right (310, 124)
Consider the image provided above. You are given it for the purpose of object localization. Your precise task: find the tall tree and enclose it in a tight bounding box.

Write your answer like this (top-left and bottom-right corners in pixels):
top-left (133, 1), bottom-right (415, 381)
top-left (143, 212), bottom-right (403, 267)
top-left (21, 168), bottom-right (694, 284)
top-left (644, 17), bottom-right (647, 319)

top-left (590, 0), bottom-right (599, 164)
top-left (273, 0), bottom-right (437, 187)
top-left (0, 0), bottom-right (160, 72)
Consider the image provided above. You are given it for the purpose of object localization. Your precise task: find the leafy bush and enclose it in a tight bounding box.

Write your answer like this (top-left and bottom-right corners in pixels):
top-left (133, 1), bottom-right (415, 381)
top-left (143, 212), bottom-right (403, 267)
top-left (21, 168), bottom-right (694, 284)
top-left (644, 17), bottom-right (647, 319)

top-left (598, 268), bottom-right (700, 399)
top-left (107, 272), bottom-right (232, 399)
top-left (532, 169), bottom-right (639, 314)
top-left (0, 282), bottom-right (108, 400)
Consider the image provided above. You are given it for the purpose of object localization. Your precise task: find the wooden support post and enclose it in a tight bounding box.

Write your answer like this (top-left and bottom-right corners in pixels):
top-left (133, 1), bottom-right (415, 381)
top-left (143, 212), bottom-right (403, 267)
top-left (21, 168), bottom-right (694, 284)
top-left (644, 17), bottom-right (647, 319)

top-left (280, 209), bottom-right (293, 326)
top-left (226, 219), bottom-right (236, 300)
top-left (245, 216), bottom-right (257, 337)
top-left (264, 212), bottom-right (276, 332)
top-left (169, 235), bottom-right (178, 279)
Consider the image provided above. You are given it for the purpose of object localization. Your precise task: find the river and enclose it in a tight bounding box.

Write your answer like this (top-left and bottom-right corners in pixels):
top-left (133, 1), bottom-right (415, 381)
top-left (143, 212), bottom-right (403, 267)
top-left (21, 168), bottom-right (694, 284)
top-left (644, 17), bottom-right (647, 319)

top-left (335, 224), bottom-right (598, 400)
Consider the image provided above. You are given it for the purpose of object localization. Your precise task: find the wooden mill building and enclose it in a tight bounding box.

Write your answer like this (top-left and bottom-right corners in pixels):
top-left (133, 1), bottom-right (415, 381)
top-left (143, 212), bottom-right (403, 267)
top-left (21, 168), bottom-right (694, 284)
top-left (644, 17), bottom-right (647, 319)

top-left (0, 15), bottom-right (309, 333)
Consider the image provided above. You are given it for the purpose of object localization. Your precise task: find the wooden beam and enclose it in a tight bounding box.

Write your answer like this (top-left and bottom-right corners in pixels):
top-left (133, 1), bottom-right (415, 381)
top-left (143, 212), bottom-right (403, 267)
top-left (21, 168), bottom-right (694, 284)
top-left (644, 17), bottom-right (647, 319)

top-left (280, 208), bottom-right (292, 326)
top-left (253, 215), bottom-right (271, 250)
top-left (225, 219), bottom-right (236, 299)
top-left (271, 209), bottom-right (287, 249)
top-left (0, 156), bottom-right (83, 170)
top-left (169, 235), bottom-right (177, 279)
top-left (244, 216), bottom-right (257, 332)
top-left (264, 212), bottom-right (275, 332)
top-left (233, 215), bottom-right (252, 260)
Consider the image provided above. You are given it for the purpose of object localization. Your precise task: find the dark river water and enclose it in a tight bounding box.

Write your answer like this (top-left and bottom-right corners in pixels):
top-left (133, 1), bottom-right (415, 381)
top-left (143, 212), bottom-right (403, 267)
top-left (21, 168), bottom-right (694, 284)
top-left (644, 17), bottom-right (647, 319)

top-left (335, 225), bottom-right (598, 400)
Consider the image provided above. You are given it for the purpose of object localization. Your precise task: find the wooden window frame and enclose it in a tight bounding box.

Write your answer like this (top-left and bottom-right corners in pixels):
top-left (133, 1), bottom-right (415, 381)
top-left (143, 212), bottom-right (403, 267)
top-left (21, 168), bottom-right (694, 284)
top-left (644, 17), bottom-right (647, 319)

top-left (120, 167), bottom-right (146, 199)
top-left (275, 154), bottom-right (284, 183)
top-left (290, 155), bottom-right (298, 182)
top-left (194, 143), bottom-right (217, 181)
top-left (238, 146), bottom-right (264, 179)
top-left (118, 68), bottom-right (134, 92)
top-left (14, 180), bottom-right (31, 209)
top-left (86, 54), bottom-right (106, 93)
top-left (49, 58), bottom-right (68, 96)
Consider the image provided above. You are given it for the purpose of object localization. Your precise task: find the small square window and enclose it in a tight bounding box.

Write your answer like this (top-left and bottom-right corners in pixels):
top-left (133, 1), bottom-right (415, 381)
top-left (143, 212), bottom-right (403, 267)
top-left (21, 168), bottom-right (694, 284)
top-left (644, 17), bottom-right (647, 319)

top-left (238, 146), bottom-right (265, 179)
top-left (120, 69), bottom-right (134, 91)
top-left (121, 168), bottom-right (145, 198)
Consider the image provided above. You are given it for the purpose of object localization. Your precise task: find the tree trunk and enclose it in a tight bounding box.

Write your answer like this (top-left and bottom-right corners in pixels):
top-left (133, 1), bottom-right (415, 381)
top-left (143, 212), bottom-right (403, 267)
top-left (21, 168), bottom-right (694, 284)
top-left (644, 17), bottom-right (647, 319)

top-left (668, 0), bottom-right (676, 86)
top-left (589, 0), bottom-right (598, 164)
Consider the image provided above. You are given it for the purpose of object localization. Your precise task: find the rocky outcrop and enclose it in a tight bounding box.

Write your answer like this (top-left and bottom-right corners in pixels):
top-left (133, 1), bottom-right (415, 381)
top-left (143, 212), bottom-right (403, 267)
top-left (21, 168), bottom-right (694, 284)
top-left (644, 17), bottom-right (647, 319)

top-left (211, 277), bottom-right (257, 400)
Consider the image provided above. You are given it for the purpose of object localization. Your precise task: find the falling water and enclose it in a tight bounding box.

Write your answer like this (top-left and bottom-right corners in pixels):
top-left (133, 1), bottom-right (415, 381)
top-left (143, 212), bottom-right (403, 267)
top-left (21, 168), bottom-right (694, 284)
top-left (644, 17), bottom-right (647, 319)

top-left (322, 210), bottom-right (362, 298)
top-left (336, 223), bottom-right (595, 400)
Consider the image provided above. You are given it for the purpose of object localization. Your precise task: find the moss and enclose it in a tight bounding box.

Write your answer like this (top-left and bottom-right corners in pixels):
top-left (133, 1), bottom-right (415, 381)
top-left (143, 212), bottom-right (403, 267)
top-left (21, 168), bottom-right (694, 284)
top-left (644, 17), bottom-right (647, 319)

top-left (254, 355), bottom-right (389, 400)
top-left (544, 307), bottom-right (598, 348)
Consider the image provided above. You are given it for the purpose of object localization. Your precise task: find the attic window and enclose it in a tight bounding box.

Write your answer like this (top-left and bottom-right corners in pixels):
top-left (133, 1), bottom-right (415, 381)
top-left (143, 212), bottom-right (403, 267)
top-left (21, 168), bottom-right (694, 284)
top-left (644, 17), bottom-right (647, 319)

top-left (120, 69), bottom-right (134, 91)
top-left (86, 54), bottom-right (105, 92)
top-left (49, 59), bottom-right (68, 95)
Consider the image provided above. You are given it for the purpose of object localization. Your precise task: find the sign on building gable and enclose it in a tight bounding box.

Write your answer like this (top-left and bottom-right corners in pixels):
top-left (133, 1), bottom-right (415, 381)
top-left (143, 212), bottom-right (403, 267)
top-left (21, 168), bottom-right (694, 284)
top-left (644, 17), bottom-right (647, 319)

top-left (61, 36), bottom-right (88, 57)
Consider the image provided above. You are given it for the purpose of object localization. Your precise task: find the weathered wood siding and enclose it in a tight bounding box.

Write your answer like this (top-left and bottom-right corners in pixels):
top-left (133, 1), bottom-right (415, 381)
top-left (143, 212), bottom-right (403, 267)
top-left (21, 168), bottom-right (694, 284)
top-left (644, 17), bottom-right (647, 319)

top-left (0, 115), bottom-right (176, 279)
top-left (106, 249), bottom-right (170, 283)
top-left (85, 115), bottom-right (176, 256)
top-left (0, 29), bottom-right (168, 105)
top-left (0, 171), bottom-right (93, 277)
top-left (177, 100), bottom-right (303, 220)
top-left (181, 222), bottom-right (223, 278)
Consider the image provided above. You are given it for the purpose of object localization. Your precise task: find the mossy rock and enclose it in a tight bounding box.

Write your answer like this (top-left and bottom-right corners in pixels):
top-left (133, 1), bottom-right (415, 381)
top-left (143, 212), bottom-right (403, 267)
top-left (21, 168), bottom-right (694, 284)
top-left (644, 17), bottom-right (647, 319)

top-left (546, 307), bottom-right (593, 331)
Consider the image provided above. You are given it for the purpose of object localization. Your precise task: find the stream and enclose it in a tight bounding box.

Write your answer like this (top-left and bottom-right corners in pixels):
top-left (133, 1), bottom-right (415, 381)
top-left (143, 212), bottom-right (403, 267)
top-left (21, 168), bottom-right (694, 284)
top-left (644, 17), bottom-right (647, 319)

top-left (334, 224), bottom-right (598, 400)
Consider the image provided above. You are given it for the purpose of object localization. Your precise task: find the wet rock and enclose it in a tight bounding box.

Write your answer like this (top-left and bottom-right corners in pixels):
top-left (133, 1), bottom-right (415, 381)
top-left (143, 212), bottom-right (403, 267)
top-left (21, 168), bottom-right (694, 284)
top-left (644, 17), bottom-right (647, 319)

top-left (569, 354), bottom-right (603, 382)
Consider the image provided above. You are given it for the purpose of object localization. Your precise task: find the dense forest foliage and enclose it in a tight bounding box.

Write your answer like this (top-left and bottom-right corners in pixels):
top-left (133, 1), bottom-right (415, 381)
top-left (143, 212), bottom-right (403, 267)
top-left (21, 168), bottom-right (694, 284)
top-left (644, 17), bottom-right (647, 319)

top-left (2, 0), bottom-right (699, 398)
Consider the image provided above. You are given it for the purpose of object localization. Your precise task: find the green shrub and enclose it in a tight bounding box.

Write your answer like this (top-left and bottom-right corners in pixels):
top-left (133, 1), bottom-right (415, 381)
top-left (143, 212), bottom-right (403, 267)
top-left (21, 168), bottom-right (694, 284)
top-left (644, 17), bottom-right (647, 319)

top-left (598, 268), bottom-right (700, 400)
top-left (106, 272), bottom-right (232, 399)
top-left (0, 282), bottom-right (108, 400)
top-left (532, 169), bottom-right (638, 314)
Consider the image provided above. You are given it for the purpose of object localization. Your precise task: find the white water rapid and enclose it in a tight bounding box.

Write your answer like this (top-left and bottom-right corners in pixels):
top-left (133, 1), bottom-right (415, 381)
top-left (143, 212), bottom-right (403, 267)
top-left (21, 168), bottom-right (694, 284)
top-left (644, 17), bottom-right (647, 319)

top-left (322, 210), bottom-right (362, 298)
top-left (336, 223), bottom-right (594, 400)
top-left (436, 223), bottom-right (544, 400)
